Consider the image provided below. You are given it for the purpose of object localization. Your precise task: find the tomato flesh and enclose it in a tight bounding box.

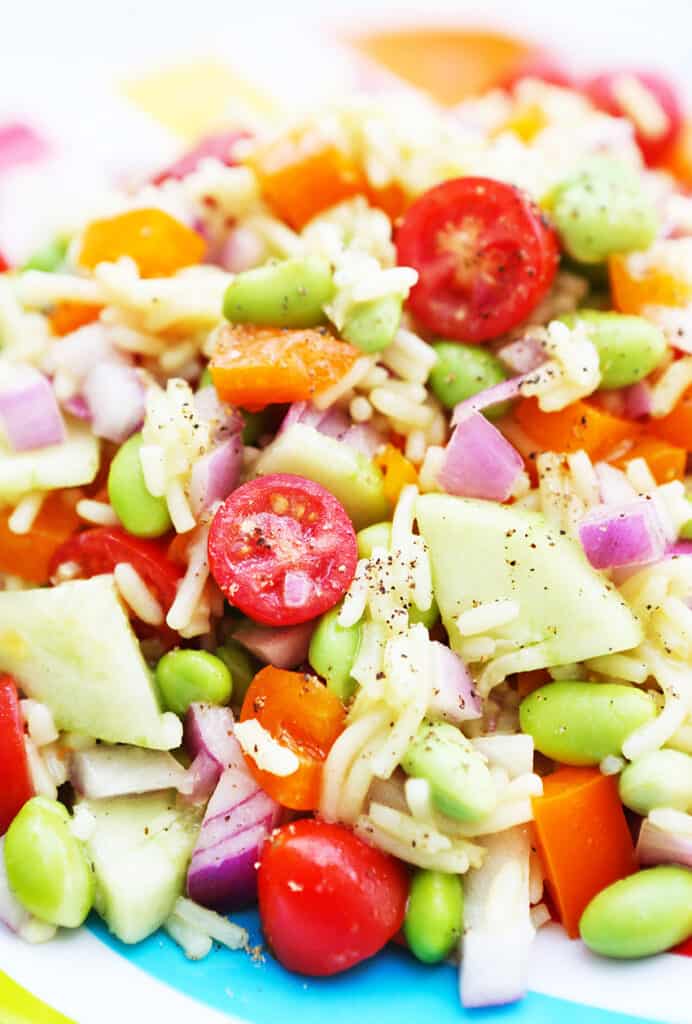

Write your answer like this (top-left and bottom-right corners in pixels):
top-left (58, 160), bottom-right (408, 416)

top-left (258, 819), bottom-right (409, 975)
top-left (396, 177), bottom-right (558, 343)
top-left (208, 474), bottom-right (357, 626)
top-left (49, 526), bottom-right (182, 611)
top-left (584, 71), bottom-right (683, 166)
top-left (0, 675), bottom-right (34, 835)
top-left (240, 666), bottom-right (346, 810)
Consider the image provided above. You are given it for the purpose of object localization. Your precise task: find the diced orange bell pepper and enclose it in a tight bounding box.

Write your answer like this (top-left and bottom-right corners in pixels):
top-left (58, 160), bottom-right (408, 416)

top-left (367, 181), bottom-right (409, 223)
top-left (49, 301), bottom-right (103, 337)
top-left (374, 444), bottom-right (419, 504)
top-left (252, 132), bottom-right (366, 231)
top-left (349, 28), bottom-right (535, 106)
top-left (648, 386), bottom-right (692, 450)
top-left (210, 324), bottom-right (360, 410)
top-left (0, 491), bottom-right (81, 584)
top-left (532, 767), bottom-right (636, 938)
top-left (609, 254), bottom-right (692, 315)
top-left (79, 208), bottom-right (205, 278)
top-left (662, 118), bottom-right (692, 187)
top-left (613, 435), bottom-right (687, 483)
top-left (514, 398), bottom-right (639, 461)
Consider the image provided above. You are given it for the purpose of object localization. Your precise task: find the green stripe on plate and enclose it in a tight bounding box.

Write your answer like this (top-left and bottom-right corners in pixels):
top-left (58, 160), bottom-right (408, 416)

top-left (0, 969), bottom-right (75, 1024)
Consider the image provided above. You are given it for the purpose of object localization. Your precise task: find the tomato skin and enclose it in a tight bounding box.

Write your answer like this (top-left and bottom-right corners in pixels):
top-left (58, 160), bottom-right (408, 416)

top-left (396, 177), bottom-right (558, 343)
top-left (240, 666), bottom-right (346, 810)
top-left (208, 474), bottom-right (357, 627)
top-left (502, 53), bottom-right (574, 92)
top-left (49, 527), bottom-right (182, 611)
top-left (258, 819), bottom-right (409, 976)
top-left (584, 71), bottom-right (683, 166)
top-left (0, 675), bottom-right (34, 835)
top-left (151, 130), bottom-right (250, 185)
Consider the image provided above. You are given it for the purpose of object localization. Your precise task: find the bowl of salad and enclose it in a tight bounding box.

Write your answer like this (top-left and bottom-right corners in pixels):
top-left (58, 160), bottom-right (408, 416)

top-left (1, 21), bottom-right (692, 1024)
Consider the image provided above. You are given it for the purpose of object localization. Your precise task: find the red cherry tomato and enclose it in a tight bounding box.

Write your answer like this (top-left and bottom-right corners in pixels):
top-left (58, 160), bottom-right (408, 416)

top-left (151, 130), bottom-right (251, 185)
top-left (0, 251), bottom-right (9, 273)
top-left (258, 819), bottom-right (409, 976)
top-left (208, 474), bottom-right (357, 627)
top-left (0, 675), bottom-right (34, 835)
top-left (584, 71), bottom-right (683, 166)
top-left (396, 177), bottom-right (559, 343)
top-left (502, 52), bottom-right (575, 92)
top-left (49, 526), bottom-right (182, 611)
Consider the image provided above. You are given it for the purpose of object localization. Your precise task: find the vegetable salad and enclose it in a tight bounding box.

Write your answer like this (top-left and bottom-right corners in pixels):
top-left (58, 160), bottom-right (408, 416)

top-left (2, 43), bottom-right (692, 1013)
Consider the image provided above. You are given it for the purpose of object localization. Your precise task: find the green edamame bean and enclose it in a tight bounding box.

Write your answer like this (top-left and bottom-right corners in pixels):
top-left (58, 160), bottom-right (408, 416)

top-left (549, 157), bottom-right (658, 264)
top-left (356, 521), bottom-right (392, 559)
top-left (428, 341), bottom-right (509, 419)
top-left (341, 294), bottom-right (402, 353)
top-left (519, 681), bottom-right (656, 765)
top-left (4, 797), bottom-right (94, 928)
top-left (402, 720), bottom-right (497, 823)
top-left (155, 649), bottom-right (232, 716)
top-left (409, 597), bottom-right (440, 630)
top-left (108, 433), bottom-right (172, 539)
top-left (619, 749), bottom-right (692, 815)
top-left (405, 869), bottom-right (463, 964)
top-left (199, 366), bottom-right (213, 389)
top-left (580, 866), bottom-right (692, 958)
top-left (216, 640), bottom-right (257, 707)
top-left (309, 605), bottom-right (361, 700)
top-left (560, 310), bottom-right (667, 389)
top-left (223, 257), bottom-right (334, 328)
top-left (23, 236), bottom-right (69, 273)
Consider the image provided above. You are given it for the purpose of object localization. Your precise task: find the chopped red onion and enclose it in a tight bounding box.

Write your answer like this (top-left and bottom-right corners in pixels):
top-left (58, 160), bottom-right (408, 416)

top-left (0, 122), bottom-right (50, 175)
top-left (220, 226), bottom-right (266, 273)
top-left (428, 641), bottom-right (481, 724)
top-left (0, 367), bottom-right (65, 451)
top-left (194, 386), bottom-right (244, 442)
top-left (637, 818), bottom-right (692, 869)
top-left (623, 381), bottom-right (653, 419)
top-left (595, 463), bottom-right (637, 505)
top-left (232, 619), bottom-right (314, 669)
top-left (186, 750), bottom-right (222, 803)
top-left (189, 436), bottom-right (242, 517)
top-left (668, 540), bottom-right (692, 557)
top-left (340, 424), bottom-right (383, 457)
top-left (83, 362), bottom-right (144, 443)
top-left (451, 377), bottom-right (524, 426)
top-left (186, 766), bottom-right (280, 911)
top-left (184, 703), bottom-right (244, 778)
top-left (71, 745), bottom-right (192, 799)
top-left (151, 131), bottom-right (250, 185)
top-left (497, 338), bottom-right (546, 375)
top-left (578, 499), bottom-right (667, 570)
top-left (279, 401), bottom-right (382, 455)
top-left (45, 323), bottom-right (123, 382)
top-left (438, 411), bottom-right (524, 502)
top-left (62, 394), bottom-right (92, 421)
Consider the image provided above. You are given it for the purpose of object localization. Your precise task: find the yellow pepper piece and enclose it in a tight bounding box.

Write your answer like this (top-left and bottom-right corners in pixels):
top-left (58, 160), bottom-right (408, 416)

top-left (79, 208), bottom-right (205, 278)
top-left (374, 444), bottom-right (419, 504)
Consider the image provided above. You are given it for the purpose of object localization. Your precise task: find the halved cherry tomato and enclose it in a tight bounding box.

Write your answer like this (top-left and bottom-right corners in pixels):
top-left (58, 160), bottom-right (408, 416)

top-left (252, 132), bottom-right (366, 231)
top-left (374, 444), bottom-right (418, 504)
top-left (49, 301), bottom-right (103, 337)
top-left (0, 491), bottom-right (81, 584)
top-left (396, 177), bottom-right (559, 343)
top-left (515, 398), bottom-right (639, 460)
top-left (674, 936), bottom-right (692, 957)
top-left (258, 818), bottom-right (409, 974)
top-left (501, 53), bottom-right (575, 92)
top-left (0, 251), bottom-right (9, 273)
top-left (584, 70), bottom-right (683, 166)
top-left (79, 208), bottom-right (205, 278)
top-left (49, 526), bottom-right (182, 611)
top-left (0, 675), bottom-right (34, 835)
top-left (612, 436), bottom-right (687, 483)
top-left (210, 324), bottom-right (360, 411)
top-left (240, 666), bottom-right (346, 809)
top-left (208, 474), bottom-right (357, 627)
top-left (609, 254), bottom-right (692, 315)
top-left (648, 386), bottom-right (692, 450)
top-left (151, 130), bottom-right (250, 185)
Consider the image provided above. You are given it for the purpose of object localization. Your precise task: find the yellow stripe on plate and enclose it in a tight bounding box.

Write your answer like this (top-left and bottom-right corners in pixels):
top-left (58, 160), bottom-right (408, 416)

top-left (0, 969), bottom-right (75, 1024)
top-left (121, 58), bottom-right (277, 140)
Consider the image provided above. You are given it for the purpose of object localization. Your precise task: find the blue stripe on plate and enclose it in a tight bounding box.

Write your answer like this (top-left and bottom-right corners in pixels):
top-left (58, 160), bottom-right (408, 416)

top-left (89, 910), bottom-right (658, 1024)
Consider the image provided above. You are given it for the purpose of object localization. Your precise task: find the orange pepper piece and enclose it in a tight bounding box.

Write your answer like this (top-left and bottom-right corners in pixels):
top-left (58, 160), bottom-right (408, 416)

top-left (210, 324), bottom-right (360, 410)
top-left (613, 435), bottom-right (687, 483)
top-left (49, 301), bottom-right (103, 337)
top-left (514, 398), bottom-right (639, 461)
top-left (367, 181), bottom-right (409, 223)
top-left (252, 131), bottom-right (366, 231)
top-left (662, 118), bottom-right (692, 187)
top-left (374, 444), bottom-right (419, 504)
top-left (609, 254), bottom-right (692, 314)
top-left (79, 208), bottom-right (205, 278)
top-left (648, 386), bottom-right (692, 450)
top-left (0, 491), bottom-right (80, 584)
top-left (240, 666), bottom-right (346, 810)
top-left (349, 28), bottom-right (535, 106)
top-left (532, 767), bottom-right (636, 938)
